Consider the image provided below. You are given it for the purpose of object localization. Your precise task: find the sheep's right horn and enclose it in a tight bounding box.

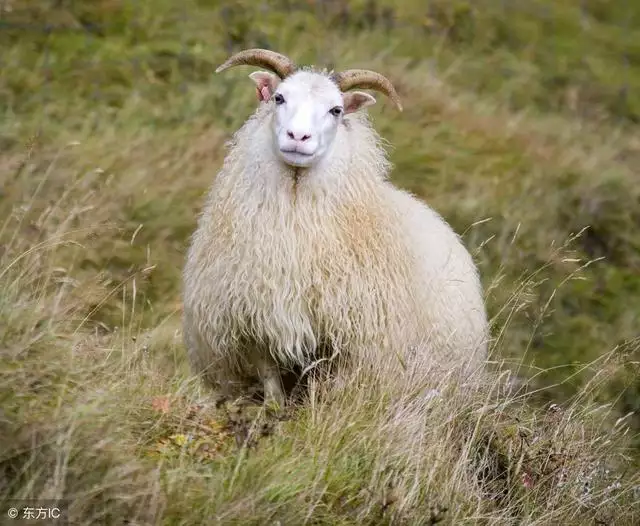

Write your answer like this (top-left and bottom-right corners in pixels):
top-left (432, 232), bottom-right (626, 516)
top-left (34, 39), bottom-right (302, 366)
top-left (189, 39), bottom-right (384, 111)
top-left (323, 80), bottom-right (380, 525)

top-left (215, 49), bottom-right (297, 79)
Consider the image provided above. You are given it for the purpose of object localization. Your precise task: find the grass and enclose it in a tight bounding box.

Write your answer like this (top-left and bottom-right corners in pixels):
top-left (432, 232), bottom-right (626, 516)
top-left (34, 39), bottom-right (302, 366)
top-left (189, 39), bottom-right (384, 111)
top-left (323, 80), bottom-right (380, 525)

top-left (1, 0), bottom-right (639, 523)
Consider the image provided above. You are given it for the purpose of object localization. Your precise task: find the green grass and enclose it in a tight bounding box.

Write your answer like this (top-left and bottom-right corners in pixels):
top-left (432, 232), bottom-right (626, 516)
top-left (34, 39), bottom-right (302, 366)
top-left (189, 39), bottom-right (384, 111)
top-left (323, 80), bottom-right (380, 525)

top-left (1, 0), bottom-right (639, 523)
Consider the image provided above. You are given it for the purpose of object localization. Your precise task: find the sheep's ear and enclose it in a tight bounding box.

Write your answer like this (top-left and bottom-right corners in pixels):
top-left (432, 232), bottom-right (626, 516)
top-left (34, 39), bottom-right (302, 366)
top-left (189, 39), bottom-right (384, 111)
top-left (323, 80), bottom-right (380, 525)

top-left (342, 91), bottom-right (376, 114)
top-left (249, 71), bottom-right (280, 103)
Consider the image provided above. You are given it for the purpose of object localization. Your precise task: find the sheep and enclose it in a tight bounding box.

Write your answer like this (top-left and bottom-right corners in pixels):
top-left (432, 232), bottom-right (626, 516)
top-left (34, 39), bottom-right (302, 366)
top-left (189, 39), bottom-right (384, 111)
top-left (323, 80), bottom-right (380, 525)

top-left (183, 49), bottom-right (488, 407)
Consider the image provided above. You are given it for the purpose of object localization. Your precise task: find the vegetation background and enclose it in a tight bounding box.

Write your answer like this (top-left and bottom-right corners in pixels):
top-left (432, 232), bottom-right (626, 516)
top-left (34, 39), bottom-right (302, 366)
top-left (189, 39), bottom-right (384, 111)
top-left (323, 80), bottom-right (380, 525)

top-left (1, 0), bottom-right (639, 524)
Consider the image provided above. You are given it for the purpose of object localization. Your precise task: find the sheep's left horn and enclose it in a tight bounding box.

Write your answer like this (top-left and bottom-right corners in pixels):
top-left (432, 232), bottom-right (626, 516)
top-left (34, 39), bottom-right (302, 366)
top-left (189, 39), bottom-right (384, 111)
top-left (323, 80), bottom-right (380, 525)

top-left (331, 69), bottom-right (403, 112)
top-left (215, 49), bottom-right (297, 79)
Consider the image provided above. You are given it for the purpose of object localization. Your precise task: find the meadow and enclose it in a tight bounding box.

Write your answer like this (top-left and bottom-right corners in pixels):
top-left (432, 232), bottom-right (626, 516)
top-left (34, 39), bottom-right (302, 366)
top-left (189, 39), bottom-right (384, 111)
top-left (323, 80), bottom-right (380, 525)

top-left (1, 1), bottom-right (639, 524)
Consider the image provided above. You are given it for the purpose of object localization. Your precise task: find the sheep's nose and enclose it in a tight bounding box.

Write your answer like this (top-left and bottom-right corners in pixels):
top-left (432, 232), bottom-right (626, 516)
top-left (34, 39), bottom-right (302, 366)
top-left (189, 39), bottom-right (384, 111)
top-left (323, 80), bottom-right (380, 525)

top-left (287, 130), bottom-right (311, 142)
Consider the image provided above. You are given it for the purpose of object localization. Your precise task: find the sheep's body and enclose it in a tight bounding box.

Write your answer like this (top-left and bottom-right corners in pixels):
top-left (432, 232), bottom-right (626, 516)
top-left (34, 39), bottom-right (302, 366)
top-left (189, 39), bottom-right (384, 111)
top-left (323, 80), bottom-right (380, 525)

top-left (183, 98), bottom-right (488, 403)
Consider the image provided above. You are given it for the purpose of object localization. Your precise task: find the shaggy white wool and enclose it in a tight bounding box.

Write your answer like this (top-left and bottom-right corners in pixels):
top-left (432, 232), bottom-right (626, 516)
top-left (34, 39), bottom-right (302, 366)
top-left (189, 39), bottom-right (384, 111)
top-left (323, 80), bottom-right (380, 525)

top-left (183, 89), bottom-right (488, 401)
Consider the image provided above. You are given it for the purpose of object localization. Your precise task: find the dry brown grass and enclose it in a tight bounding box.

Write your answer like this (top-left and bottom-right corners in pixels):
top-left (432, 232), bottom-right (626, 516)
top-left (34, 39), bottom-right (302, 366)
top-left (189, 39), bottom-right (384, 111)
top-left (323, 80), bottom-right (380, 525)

top-left (1, 127), bottom-right (638, 524)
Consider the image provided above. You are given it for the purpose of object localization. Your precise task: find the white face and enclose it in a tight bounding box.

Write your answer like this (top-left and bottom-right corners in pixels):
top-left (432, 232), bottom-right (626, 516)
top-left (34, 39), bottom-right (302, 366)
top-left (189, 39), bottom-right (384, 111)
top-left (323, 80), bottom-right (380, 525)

top-left (271, 73), bottom-right (344, 168)
top-left (250, 70), bottom-right (377, 169)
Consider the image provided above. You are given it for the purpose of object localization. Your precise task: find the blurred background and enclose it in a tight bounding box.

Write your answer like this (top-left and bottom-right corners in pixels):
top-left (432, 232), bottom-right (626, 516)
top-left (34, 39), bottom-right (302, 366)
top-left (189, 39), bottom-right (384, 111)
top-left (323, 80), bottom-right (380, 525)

top-left (1, 0), bottom-right (639, 504)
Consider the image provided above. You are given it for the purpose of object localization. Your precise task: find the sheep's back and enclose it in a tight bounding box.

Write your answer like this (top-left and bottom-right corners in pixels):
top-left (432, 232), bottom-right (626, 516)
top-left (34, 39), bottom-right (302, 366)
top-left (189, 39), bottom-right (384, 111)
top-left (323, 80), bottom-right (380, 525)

top-left (388, 187), bottom-right (488, 369)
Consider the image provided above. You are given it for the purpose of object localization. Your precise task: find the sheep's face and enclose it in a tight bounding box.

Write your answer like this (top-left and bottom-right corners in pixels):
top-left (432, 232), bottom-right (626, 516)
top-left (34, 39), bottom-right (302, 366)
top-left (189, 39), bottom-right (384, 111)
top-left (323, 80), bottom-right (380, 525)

top-left (250, 70), bottom-right (377, 168)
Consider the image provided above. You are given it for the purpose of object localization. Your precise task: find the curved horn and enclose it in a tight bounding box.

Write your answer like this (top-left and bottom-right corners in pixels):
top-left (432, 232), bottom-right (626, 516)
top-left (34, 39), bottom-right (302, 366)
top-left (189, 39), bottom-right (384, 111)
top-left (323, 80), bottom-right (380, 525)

top-left (215, 48), bottom-right (297, 79)
top-left (332, 69), bottom-right (403, 111)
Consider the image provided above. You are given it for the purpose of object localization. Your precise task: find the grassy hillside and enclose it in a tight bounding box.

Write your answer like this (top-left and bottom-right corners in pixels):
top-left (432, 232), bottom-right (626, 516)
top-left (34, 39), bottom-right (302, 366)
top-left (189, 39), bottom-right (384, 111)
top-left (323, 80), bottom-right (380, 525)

top-left (1, 0), bottom-right (639, 524)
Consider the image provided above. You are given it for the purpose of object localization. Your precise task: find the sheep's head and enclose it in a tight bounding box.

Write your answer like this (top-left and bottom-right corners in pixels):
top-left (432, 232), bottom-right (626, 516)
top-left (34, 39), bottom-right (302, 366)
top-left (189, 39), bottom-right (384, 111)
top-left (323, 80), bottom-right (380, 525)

top-left (216, 49), bottom-right (402, 168)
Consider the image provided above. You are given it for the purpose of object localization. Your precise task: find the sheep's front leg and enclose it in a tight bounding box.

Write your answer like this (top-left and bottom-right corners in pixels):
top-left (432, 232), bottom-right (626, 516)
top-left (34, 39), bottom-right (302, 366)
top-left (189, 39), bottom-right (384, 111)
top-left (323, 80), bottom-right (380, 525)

top-left (255, 356), bottom-right (285, 409)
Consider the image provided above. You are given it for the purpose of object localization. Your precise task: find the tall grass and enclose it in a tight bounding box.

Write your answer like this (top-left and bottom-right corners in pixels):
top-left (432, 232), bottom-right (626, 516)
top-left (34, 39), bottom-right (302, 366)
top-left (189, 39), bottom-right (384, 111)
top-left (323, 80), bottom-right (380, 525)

top-left (1, 135), bottom-right (637, 525)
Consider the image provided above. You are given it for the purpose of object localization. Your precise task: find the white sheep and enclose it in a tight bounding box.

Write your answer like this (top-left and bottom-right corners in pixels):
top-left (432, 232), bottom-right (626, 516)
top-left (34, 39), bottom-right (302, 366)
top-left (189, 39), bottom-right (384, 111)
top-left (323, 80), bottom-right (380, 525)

top-left (183, 49), bottom-right (488, 407)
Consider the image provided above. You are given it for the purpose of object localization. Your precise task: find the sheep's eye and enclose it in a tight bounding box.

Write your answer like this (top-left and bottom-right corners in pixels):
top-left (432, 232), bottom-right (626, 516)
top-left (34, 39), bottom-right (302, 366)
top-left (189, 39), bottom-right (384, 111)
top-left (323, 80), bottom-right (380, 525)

top-left (274, 94), bottom-right (285, 105)
top-left (329, 106), bottom-right (343, 117)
